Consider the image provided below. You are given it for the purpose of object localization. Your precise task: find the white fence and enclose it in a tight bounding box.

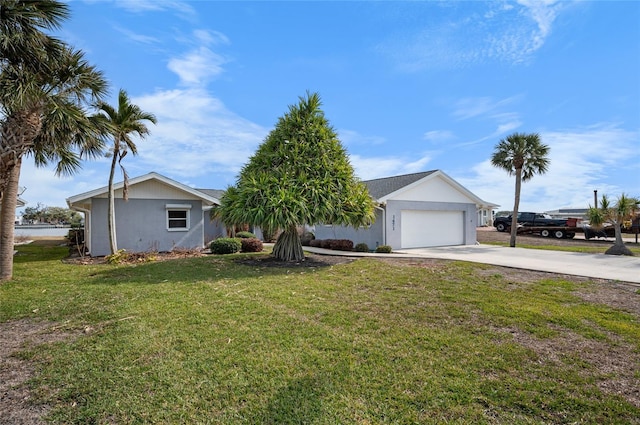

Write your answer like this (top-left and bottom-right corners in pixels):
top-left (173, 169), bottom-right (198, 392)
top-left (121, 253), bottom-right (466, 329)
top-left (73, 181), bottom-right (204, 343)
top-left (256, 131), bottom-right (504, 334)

top-left (14, 225), bottom-right (71, 238)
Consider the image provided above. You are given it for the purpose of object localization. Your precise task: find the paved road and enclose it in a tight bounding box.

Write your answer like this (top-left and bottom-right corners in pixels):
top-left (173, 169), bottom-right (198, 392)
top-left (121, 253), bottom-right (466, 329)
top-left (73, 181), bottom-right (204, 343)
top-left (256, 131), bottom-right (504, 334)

top-left (304, 245), bottom-right (640, 284)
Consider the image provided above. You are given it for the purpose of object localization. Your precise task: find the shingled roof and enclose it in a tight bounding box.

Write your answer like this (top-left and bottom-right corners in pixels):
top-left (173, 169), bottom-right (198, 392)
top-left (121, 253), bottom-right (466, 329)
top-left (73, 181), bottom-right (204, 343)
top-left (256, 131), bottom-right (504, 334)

top-left (363, 170), bottom-right (437, 200)
top-left (196, 188), bottom-right (226, 200)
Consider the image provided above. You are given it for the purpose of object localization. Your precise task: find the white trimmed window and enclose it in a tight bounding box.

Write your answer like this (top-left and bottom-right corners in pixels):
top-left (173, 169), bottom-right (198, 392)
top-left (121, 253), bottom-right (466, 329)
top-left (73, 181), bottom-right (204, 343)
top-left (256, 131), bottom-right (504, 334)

top-left (166, 204), bottom-right (191, 231)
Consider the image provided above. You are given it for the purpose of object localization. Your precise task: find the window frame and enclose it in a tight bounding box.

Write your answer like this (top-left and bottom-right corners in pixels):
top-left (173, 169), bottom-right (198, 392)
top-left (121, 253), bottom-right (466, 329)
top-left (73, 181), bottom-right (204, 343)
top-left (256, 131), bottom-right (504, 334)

top-left (165, 204), bottom-right (192, 231)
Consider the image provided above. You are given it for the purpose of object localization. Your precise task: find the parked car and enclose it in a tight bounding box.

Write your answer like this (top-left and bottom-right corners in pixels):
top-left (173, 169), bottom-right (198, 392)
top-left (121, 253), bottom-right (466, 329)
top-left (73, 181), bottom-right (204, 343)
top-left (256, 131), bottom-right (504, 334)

top-left (494, 212), bottom-right (568, 232)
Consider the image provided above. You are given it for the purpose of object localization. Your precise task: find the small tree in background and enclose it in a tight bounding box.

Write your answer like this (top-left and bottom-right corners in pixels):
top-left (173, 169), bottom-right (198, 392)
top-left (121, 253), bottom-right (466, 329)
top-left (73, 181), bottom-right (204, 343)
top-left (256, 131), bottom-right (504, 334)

top-left (491, 132), bottom-right (550, 247)
top-left (588, 193), bottom-right (639, 256)
top-left (213, 92), bottom-right (375, 261)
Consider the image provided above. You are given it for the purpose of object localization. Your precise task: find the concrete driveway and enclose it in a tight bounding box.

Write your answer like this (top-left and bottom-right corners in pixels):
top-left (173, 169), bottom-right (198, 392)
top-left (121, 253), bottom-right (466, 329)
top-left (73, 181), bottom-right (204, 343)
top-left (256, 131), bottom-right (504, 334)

top-left (303, 244), bottom-right (640, 284)
top-left (395, 245), bottom-right (640, 284)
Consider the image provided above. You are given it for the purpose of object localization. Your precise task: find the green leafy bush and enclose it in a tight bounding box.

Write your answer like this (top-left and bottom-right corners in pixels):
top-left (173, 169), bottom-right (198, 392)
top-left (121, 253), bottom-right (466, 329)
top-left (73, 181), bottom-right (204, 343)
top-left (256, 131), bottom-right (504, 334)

top-left (66, 228), bottom-right (84, 247)
top-left (210, 238), bottom-right (242, 255)
top-left (375, 245), bottom-right (392, 253)
top-left (354, 243), bottom-right (369, 252)
top-left (235, 231), bottom-right (256, 239)
top-left (241, 238), bottom-right (263, 253)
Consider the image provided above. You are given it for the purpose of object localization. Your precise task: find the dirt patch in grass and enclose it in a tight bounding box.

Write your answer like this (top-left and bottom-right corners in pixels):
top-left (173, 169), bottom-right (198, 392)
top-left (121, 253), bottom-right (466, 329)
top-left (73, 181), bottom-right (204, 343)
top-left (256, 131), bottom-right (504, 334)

top-left (0, 320), bottom-right (81, 425)
top-left (495, 323), bottom-right (640, 408)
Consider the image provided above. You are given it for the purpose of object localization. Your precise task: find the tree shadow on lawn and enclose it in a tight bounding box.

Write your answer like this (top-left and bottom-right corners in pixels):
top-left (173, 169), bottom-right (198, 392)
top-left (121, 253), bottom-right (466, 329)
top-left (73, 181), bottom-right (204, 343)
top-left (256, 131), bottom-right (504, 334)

top-left (84, 253), bottom-right (356, 286)
top-left (248, 374), bottom-right (328, 424)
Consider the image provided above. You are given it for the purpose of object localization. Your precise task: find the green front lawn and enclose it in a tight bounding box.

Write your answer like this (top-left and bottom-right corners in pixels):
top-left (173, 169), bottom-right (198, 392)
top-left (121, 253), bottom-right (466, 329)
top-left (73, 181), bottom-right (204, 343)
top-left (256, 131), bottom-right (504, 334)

top-left (2, 241), bottom-right (639, 424)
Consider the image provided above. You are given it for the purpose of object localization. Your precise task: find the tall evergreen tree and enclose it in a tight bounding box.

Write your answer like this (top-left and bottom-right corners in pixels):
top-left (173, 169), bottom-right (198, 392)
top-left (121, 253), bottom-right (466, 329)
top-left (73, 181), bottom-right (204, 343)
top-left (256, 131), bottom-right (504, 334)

top-left (214, 92), bottom-right (375, 261)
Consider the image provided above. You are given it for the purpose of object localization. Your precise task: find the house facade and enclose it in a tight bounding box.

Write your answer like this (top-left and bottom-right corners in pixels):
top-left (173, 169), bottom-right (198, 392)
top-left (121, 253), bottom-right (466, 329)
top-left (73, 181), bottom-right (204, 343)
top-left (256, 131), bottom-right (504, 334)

top-left (68, 170), bottom-right (497, 256)
top-left (67, 172), bottom-right (224, 257)
top-left (315, 170), bottom-right (498, 250)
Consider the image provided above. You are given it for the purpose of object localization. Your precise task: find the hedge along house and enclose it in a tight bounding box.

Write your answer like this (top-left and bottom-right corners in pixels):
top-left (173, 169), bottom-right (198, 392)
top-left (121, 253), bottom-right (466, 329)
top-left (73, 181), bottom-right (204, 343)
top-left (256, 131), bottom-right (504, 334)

top-left (67, 172), bottom-right (226, 257)
top-left (314, 170), bottom-right (498, 250)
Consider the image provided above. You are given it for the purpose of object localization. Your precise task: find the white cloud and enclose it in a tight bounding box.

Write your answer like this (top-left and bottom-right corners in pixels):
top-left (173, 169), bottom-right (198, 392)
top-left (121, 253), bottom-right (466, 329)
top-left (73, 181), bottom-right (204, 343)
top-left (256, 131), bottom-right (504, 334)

top-left (338, 129), bottom-right (386, 147)
top-left (349, 153), bottom-right (433, 181)
top-left (452, 97), bottom-right (523, 147)
top-left (167, 46), bottom-right (228, 86)
top-left (423, 130), bottom-right (455, 144)
top-left (112, 0), bottom-right (195, 17)
top-left (193, 29), bottom-right (230, 46)
top-left (131, 88), bottom-right (267, 179)
top-left (113, 25), bottom-right (159, 45)
top-left (377, 1), bottom-right (573, 71)
top-left (17, 160), bottom-right (112, 210)
top-left (453, 96), bottom-right (520, 120)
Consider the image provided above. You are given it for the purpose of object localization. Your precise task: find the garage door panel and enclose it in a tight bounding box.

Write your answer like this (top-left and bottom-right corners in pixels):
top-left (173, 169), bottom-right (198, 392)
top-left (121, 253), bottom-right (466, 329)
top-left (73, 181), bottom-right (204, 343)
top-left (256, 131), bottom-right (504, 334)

top-left (401, 210), bottom-right (464, 248)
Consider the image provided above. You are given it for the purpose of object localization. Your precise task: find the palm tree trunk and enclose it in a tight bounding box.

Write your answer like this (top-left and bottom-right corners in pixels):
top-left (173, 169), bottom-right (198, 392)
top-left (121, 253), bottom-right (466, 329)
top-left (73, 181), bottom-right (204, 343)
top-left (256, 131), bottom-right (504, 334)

top-left (509, 168), bottom-right (523, 248)
top-left (605, 222), bottom-right (633, 256)
top-left (107, 147), bottom-right (119, 255)
top-left (272, 225), bottom-right (304, 261)
top-left (0, 158), bottom-right (23, 281)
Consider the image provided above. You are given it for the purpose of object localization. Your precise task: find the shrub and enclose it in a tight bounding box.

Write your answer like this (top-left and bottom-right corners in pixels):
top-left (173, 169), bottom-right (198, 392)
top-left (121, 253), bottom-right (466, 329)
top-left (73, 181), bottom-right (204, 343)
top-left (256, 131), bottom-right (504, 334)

top-left (309, 239), bottom-right (354, 251)
top-left (300, 231), bottom-right (315, 246)
top-left (354, 242), bottom-right (369, 252)
top-left (375, 245), bottom-right (392, 253)
top-left (210, 238), bottom-right (241, 254)
top-left (236, 231), bottom-right (256, 239)
top-left (328, 239), bottom-right (353, 251)
top-left (241, 238), bottom-right (263, 253)
top-left (309, 239), bottom-right (322, 248)
top-left (66, 228), bottom-right (84, 246)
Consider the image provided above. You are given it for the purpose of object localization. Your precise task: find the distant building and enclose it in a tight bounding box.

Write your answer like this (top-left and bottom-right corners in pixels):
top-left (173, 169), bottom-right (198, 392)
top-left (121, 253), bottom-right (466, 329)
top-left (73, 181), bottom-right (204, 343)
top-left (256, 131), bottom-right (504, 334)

top-left (15, 197), bottom-right (27, 225)
top-left (544, 208), bottom-right (589, 220)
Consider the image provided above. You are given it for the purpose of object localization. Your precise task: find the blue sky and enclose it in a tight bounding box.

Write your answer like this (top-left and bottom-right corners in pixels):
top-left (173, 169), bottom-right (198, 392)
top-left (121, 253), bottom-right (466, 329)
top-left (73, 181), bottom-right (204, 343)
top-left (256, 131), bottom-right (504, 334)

top-left (18, 0), bottom-right (640, 215)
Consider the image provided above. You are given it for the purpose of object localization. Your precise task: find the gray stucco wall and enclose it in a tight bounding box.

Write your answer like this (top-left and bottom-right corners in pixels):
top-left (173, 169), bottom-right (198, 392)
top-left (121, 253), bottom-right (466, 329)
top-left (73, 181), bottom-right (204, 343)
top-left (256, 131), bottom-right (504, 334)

top-left (313, 202), bottom-right (477, 250)
top-left (384, 200), bottom-right (477, 249)
top-left (204, 216), bottom-right (226, 245)
top-left (89, 198), bottom-right (205, 256)
top-left (313, 209), bottom-right (385, 250)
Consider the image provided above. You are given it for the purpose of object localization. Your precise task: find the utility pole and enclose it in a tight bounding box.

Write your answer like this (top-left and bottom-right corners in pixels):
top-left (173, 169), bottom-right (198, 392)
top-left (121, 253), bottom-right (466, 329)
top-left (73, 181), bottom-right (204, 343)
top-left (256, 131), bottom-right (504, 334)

top-left (593, 190), bottom-right (598, 209)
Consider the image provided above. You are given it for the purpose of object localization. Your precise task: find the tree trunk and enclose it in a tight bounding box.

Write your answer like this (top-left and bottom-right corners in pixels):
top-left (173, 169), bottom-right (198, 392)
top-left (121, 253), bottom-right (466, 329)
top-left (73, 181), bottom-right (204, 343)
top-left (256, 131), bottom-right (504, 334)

top-left (605, 222), bottom-right (634, 256)
top-left (509, 168), bottom-right (523, 248)
top-left (272, 225), bottom-right (304, 262)
top-left (0, 158), bottom-right (22, 281)
top-left (107, 145), bottom-right (119, 255)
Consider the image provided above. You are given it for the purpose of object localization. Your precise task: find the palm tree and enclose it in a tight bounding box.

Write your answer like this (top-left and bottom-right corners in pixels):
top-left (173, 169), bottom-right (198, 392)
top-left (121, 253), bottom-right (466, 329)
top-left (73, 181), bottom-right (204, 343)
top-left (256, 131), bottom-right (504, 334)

top-left (95, 89), bottom-right (156, 255)
top-left (491, 132), bottom-right (550, 247)
top-left (588, 193), bottom-right (639, 256)
top-left (0, 43), bottom-right (107, 280)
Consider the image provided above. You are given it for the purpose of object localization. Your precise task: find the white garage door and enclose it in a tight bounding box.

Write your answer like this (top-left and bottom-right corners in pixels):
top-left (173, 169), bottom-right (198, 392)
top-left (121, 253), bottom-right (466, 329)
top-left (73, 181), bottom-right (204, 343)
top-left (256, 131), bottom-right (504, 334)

top-left (400, 210), bottom-right (464, 248)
